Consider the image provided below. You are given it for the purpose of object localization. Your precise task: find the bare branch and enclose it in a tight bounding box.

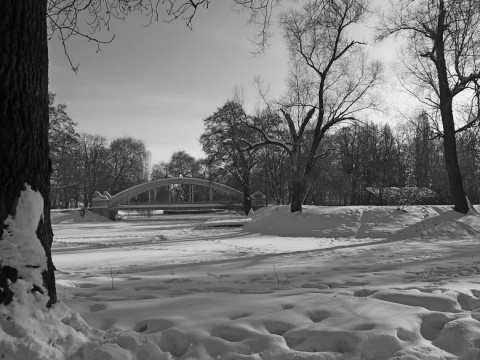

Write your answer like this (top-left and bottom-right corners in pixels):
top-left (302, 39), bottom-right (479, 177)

top-left (48, 0), bottom-right (161, 70)
top-left (163, 0), bottom-right (210, 29)
top-left (233, 0), bottom-right (282, 54)
top-left (241, 123), bottom-right (292, 152)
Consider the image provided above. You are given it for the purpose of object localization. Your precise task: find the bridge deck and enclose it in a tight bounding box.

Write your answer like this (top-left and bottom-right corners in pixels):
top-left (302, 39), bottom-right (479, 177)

top-left (114, 202), bottom-right (241, 211)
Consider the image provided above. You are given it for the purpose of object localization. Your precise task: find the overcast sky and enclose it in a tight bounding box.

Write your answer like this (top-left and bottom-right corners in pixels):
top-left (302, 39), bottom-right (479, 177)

top-left (48, 0), bottom-right (397, 166)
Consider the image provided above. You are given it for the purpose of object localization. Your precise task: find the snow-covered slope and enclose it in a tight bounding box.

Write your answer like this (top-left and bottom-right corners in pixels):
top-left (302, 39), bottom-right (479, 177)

top-left (244, 205), bottom-right (480, 240)
top-left (51, 209), bottom-right (111, 224)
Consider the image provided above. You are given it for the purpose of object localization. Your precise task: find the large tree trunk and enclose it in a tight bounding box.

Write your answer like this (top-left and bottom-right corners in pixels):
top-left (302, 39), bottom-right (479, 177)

top-left (434, 7), bottom-right (469, 214)
top-left (242, 173), bottom-right (252, 216)
top-left (290, 173), bottom-right (307, 213)
top-left (0, 0), bottom-right (57, 306)
top-left (290, 174), bottom-right (306, 212)
top-left (243, 190), bottom-right (252, 216)
top-left (83, 182), bottom-right (89, 208)
top-left (289, 142), bottom-right (308, 213)
top-left (442, 112), bottom-right (469, 213)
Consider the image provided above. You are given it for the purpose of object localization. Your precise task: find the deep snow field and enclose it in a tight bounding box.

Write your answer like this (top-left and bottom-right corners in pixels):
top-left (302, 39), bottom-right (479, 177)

top-left (6, 205), bottom-right (480, 359)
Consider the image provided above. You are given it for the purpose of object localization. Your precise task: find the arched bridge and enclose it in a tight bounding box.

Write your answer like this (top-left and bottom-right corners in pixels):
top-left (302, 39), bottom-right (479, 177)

top-left (90, 177), bottom-right (243, 219)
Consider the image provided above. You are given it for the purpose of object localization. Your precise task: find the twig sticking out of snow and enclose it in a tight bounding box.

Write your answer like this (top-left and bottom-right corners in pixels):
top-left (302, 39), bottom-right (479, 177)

top-left (106, 261), bottom-right (120, 289)
top-left (207, 272), bottom-right (223, 285)
top-left (273, 266), bottom-right (280, 285)
top-left (273, 266), bottom-right (289, 285)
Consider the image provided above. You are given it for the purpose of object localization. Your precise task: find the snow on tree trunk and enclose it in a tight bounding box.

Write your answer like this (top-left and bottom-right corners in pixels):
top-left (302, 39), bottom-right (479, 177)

top-left (0, 187), bottom-right (87, 359)
top-left (0, 186), bottom-right (48, 301)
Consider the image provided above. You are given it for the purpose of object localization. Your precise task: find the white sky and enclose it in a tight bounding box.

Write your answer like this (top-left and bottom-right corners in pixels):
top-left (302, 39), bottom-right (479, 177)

top-left (48, 0), bottom-right (398, 166)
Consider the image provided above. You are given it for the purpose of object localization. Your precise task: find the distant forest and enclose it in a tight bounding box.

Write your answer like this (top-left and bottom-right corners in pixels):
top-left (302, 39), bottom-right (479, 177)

top-left (49, 94), bottom-right (480, 209)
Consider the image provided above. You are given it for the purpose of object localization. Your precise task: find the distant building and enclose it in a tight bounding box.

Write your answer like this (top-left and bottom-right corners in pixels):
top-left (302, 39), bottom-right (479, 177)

top-left (366, 187), bottom-right (444, 205)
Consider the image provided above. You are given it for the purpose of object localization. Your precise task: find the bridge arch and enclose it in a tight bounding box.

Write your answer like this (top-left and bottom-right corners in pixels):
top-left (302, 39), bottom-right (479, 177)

top-left (94, 177), bottom-right (243, 212)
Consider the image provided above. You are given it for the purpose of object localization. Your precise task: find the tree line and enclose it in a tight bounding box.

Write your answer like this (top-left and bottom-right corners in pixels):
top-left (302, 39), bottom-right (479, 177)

top-left (48, 0), bottom-right (480, 218)
top-left (50, 93), bottom-right (217, 209)
top-left (49, 93), bottom-right (150, 209)
top-left (198, 101), bottom-right (480, 212)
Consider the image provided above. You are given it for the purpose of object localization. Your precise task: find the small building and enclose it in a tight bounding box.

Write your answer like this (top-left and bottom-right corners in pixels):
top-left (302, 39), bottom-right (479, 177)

top-left (366, 187), bottom-right (444, 205)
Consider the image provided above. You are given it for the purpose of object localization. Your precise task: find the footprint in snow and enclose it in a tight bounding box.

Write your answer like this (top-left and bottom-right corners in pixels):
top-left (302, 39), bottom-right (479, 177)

top-left (133, 318), bottom-right (173, 334)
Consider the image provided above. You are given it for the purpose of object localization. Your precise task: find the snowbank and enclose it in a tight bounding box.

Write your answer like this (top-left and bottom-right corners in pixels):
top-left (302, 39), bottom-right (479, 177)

top-left (51, 209), bottom-right (111, 224)
top-left (243, 205), bottom-right (480, 240)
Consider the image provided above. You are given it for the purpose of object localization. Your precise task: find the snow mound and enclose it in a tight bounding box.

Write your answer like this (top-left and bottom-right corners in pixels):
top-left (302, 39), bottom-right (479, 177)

top-left (243, 205), bottom-right (480, 240)
top-left (51, 210), bottom-right (111, 224)
top-left (198, 215), bottom-right (251, 228)
top-left (0, 298), bottom-right (172, 360)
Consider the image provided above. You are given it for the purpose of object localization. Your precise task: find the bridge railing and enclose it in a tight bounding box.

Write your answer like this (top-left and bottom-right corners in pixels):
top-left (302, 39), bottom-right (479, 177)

top-left (120, 200), bottom-right (241, 205)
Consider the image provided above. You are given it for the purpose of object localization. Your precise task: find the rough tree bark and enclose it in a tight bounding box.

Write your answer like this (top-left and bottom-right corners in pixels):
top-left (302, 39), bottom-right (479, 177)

top-left (440, 98), bottom-right (469, 213)
top-left (290, 176), bottom-right (306, 213)
top-left (289, 140), bottom-right (305, 213)
top-left (0, 0), bottom-right (57, 307)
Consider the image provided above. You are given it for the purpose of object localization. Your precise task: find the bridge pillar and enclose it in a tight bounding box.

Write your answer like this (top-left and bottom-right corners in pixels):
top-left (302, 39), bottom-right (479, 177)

top-left (189, 184), bottom-right (193, 203)
top-left (209, 187), bottom-right (213, 202)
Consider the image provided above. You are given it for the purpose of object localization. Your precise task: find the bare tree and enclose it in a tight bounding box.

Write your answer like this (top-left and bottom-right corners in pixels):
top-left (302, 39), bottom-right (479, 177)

top-left (168, 150), bottom-right (199, 177)
top-left (49, 92), bottom-right (80, 208)
top-left (151, 161), bottom-right (170, 180)
top-left (200, 101), bottom-right (261, 214)
top-left (108, 137), bottom-right (148, 194)
top-left (77, 133), bottom-right (109, 207)
top-left (243, 0), bottom-right (383, 212)
top-left (377, 0), bottom-right (480, 213)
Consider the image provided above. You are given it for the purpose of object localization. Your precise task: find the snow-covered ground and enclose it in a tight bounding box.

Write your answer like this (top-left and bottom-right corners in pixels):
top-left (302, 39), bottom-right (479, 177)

top-left (5, 205), bottom-right (480, 359)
